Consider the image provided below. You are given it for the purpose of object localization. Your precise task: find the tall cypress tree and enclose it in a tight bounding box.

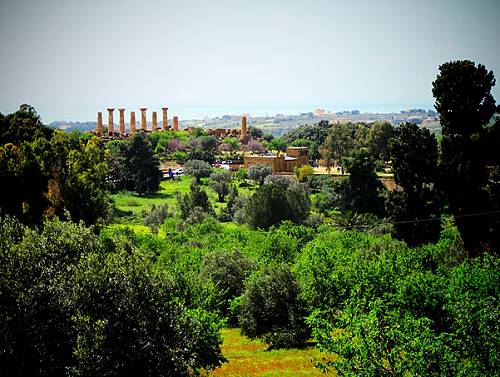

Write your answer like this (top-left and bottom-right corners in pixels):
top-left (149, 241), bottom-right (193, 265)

top-left (433, 60), bottom-right (499, 255)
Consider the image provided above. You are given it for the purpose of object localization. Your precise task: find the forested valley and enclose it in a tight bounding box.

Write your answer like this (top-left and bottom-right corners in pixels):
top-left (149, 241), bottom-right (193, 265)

top-left (1, 61), bottom-right (499, 376)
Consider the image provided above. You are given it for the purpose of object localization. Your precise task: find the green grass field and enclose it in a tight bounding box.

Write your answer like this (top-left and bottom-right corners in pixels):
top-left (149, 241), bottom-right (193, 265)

top-left (206, 328), bottom-right (330, 377)
top-left (111, 175), bottom-right (258, 225)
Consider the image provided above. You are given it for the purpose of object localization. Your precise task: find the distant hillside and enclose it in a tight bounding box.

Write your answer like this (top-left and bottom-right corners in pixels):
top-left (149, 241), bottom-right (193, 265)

top-left (48, 121), bottom-right (96, 132)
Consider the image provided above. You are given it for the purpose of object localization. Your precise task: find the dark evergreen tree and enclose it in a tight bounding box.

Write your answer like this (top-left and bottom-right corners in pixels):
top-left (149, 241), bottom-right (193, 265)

top-left (387, 123), bottom-right (442, 246)
top-left (245, 184), bottom-right (289, 229)
top-left (341, 148), bottom-right (386, 217)
top-left (433, 60), bottom-right (499, 255)
top-left (108, 132), bottom-right (161, 195)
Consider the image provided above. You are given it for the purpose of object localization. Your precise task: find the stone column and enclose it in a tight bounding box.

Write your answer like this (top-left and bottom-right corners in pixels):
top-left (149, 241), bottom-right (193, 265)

top-left (140, 108), bottom-right (147, 130)
top-left (107, 108), bottom-right (115, 136)
top-left (152, 111), bottom-right (158, 131)
top-left (161, 107), bottom-right (168, 130)
top-left (241, 115), bottom-right (247, 138)
top-left (173, 116), bottom-right (179, 131)
top-left (130, 111), bottom-right (136, 134)
top-left (118, 108), bottom-right (125, 135)
top-left (96, 112), bottom-right (102, 136)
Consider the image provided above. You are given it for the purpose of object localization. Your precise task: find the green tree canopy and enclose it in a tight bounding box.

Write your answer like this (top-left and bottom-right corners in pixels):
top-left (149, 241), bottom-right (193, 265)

top-left (209, 170), bottom-right (231, 202)
top-left (244, 182), bottom-right (310, 229)
top-left (0, 104), bottom-right (52, 145)
top-left (366, 121), bottom-right (396, 162)
top-left (0, 217), bottom-right (224, 376)
top-left (322, 123), bottom-right (354, 173)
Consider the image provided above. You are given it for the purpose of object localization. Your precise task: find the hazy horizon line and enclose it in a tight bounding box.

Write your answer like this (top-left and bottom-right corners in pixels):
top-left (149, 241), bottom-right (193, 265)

top-left (26, 103), bottom-right (437, 124)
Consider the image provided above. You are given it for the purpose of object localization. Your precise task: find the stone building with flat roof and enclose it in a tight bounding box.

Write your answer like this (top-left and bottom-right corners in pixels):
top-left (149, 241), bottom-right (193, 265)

top-left (243, 147), bottom-right (309, 173)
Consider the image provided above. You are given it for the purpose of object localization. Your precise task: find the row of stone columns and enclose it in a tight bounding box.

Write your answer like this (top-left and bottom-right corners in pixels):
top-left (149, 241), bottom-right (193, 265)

top-left (96, 107), bottom-right (179, 136)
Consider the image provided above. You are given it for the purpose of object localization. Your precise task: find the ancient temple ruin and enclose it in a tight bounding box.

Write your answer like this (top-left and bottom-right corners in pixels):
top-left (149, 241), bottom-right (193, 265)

top-left (95, 107), bottom-right (176, 139)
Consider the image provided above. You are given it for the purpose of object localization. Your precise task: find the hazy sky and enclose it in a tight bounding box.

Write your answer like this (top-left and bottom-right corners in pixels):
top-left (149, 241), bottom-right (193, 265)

top-left (1, 0), bottom-right (499, 122)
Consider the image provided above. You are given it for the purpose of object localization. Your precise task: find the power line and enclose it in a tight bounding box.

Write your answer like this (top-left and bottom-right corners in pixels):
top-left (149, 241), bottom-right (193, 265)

top-left (392, 210), bottom-right (500, 225)
top-left (329, 210), bottom-right (500, 230)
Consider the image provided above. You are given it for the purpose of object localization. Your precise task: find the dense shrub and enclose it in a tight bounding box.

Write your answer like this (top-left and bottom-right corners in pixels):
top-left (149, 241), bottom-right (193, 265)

top-left (0, 217), bottom-right (224, 377)
top-left (184, 159), bottom-right (213, 183)
top-left (294, 165), bottom-right (314, 182)
top-left (245, 183), bottom-right (310, 229)
top-left (298, 226), bottom-right (499, 376)
top-left (143, 203), bottom-right (171, 234)
top-left (295, 230), bottom-right (402, 312)
top-left (239, 265), bottom-right (310, 348)
top-left (177, 181), bottom-right (214, 223)
top-left (258, 221), bottom-right (314, 264)
top-left (201, 250), bottom-right (256, 325)
top-left (247, 163), bottom-right (272, 186)
top-left (263, 173), bottom-right (293, 188)
top-left (306, 174), bottom-right (335, 192)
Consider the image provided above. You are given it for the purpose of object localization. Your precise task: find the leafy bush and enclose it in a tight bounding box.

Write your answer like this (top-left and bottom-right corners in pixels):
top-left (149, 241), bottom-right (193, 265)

top-left (234, 167), bottom-right (248, 181)
top-left (173, 150), bottom-right (188, 164)
top-left (143, 203), bottom-right (171, 234)
top-left (257, 221), bottom-right (314, 264)
top-left (0, 217), bottom-right (224, 376)
top-left (177, 181), bottom-right (214, 223)
top-left (294, 165), bottom-right (314, 182)
top-left (313, 180), bottom-right (343, 214)
top-left (306, 174), bottom-right (335, 192)
top-left (201, 250), bottom-right (256, 325)
top-left (263, 174), bottom-right (293, 188)
top-left (248, 163), bottom-right (272, 186)
top-left (239, 265), bottom-right (310, 348)
top-left (244, 183), bottom-right (310, 229)
top-left (298, 225), bottom-right (499, 376)
top-left (187, 149), bottom-right (215, 165)
top-left (184, 159), bottom-right (213, 183)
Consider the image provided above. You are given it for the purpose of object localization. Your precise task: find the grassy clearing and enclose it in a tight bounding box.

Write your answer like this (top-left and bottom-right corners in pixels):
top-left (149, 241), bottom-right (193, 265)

top-left (208, 328), bottom-right (329, 377)
top-left (112, 176), bottom-right (194, 225)
top-left (112, 176), bottom-right (192, 216)
top-left (112, 175), bottom-right (258, 225)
